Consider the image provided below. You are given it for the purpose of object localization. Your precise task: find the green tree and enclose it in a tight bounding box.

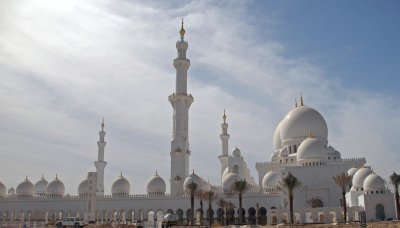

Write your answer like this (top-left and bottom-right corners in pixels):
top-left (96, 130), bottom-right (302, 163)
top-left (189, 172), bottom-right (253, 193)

top-left (333, 172), bottom-right (352, 222)
top-left (229, 179), bottom-right (251, 224)
top-left (187, 181), bottom-right (198, 225)
top-left (278, 172), bottom-right (302, 224)
top-left (204, 190), bottom-right (217, 226)
top-left (390, 172), bottom-right (400, 219)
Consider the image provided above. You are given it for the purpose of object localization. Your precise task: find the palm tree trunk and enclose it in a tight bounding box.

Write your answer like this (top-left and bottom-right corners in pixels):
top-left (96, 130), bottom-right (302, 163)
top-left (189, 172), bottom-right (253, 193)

top-left (239, 192), bottom-right (243, 224)
top-left (208, 200), bottom-right (212, 226)
top-left (395, 186), bottom-right (400, 219)
top-left (289, 194), bottom-right (294, 224)
top-left (191, 193), bottom-right (194, 225)
top-left (200, 198), bottom-right (203, 225)
top-left (342, 191), bottom-right (347, 222)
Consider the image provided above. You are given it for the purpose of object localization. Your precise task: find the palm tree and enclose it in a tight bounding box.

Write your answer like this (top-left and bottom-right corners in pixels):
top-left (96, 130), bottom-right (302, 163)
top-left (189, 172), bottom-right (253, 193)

top-left (278, 172), bottom-right (302, 224)
top-left (195, 190), bottom-right (204, 225)
top-left (216, 198), bottom-right (227, 225)
top-left (333, 172), bottom-right (352, 222)
top-left (204, 190), bottom-right (217, 226)
top-left (230, 179), bottom-right (251, 224)
top-left (187, 181), bottom-right (198, 225)
top-left (390, 172), bottom-right (400, 219)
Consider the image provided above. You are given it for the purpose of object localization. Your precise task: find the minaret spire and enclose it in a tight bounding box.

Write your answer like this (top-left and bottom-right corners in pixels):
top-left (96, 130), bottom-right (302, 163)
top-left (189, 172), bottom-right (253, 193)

top-left (94, 119), bottom-right (107, 195)
top-left (219, 109), bottom-right (230, 183)
top-left (169, 19), bottom-right (193, 196)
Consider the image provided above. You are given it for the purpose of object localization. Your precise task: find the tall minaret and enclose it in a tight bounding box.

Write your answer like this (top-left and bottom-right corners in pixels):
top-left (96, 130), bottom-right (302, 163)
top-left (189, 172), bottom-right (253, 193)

top-left (169, 19), bottom-right (193, 195)
top-left (94, 119), bottom-right (107, 195)
top-left (218, 110), bottom-right (230, 181)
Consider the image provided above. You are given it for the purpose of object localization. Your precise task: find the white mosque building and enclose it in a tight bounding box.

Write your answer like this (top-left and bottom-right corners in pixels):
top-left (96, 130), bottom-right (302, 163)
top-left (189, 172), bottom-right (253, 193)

top-left (0, 22), bottom-right (396, 226)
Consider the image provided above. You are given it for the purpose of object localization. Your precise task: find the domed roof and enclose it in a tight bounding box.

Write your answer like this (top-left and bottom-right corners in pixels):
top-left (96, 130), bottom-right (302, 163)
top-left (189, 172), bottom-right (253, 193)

top-left (183, 171), bottom-right (203, 192)
top-left (273, 121), bottom-right (283, 151)
top-left (34, 176), bottom-right (48, 195)
top-left (280, 106), bottom-right (328, 143)
top-left (147, 172), bottom-right (166, 194)
top-left (352, 167), bottom-right (372, 189)
top-left (296, 137), bottom-right (328, 161)
top-left (16, 177), bottom-right (34, 197)
top-left (232, 147), bottom-right (241, 157)
top-left (111, 173), bottom-right (130, 196)
top-left (347, 167), bottom-right (359, 177)
top-left (46, 175), bottom-right (65, 197)
top-left (262, 170), bottom-right (280, 188)
top-left (222, 167), bottom-right (229, 178)
top-left (0, 182), bottom-right (6, 197)
top-left (78, 178), bottom-right (88, 196)
top-left (222, 173), bottom-right (239, 191)
top-left (8, 187), bottom-right (15, 195)
top-left (363, 173), bottom-right (385, 192)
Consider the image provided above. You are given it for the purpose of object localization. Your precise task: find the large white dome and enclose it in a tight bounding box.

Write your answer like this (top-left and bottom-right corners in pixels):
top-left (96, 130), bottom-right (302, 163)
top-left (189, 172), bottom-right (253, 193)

top-left (262, 170), bottom-right (280, 188)
top-left (147, 172), bottom-right (166, 195)
top-left (351, 167), bottom-right (372, 191)
top-left (111, 173), bottom-right (130, 196)
top-left (46, 175), bottom-right (65, 197)
top-left (363, 173), bottom-right (386, 192)
top-left (273, 121), bottom-right (283, 151)
top-left (34, 176), bottom-right (48, 196)
top-left (16, 177), bottom-right (34, 197)
top-left (222, 173), bottom-right (239, 191)
top-left (183, 172), bottom-right (203, 192)
top-left (0, 182), bottom-right (6, 197)
top-left (279, 106), bottom-right (328, 144)
top-left (78, 178), bottom-right (89, 196)
top-left (296, 137), bottom-right (328, 162)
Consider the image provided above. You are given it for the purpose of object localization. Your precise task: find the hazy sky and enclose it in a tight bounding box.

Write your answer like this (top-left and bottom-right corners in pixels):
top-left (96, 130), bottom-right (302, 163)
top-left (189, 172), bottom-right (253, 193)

top-left (0, 0), bottom-right (399, 195)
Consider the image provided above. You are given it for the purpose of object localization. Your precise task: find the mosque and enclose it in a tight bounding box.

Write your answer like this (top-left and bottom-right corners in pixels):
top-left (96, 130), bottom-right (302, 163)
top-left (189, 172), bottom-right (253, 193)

top-left (0, 21), bottom-right (396, 226)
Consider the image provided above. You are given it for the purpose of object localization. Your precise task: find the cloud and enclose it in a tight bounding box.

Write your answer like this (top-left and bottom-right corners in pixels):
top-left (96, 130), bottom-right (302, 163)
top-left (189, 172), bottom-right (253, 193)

top-left (0, 0), bottom-right (399, 194)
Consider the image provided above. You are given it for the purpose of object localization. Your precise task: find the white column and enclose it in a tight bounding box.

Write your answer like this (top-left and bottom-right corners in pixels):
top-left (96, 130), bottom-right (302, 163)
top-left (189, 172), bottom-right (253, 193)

top-left (95, 120), bottom-right (107, 195)
top-left (169, 20), bottom-right (193, 195)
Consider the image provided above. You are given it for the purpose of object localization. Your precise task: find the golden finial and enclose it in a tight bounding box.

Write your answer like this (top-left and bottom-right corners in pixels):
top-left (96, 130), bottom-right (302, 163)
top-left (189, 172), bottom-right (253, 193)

top-left (308, 130), bottom-right (313, 138)
top-left (101, 118), bottom-right (105, 131)
top-left (295, 99), bottom-right (298, 108)
top-left (371, 168), bottom-right (375, 174)
top-left (155, 170), bottom-right (158, 176)
top-left (192, 169), bottom-right (195, 174)
top-left (223, 109), bottom-right (227, 123)
top-left (352, 163), bottom-right (355, 168)
top-left (179, 18), bottom-right (185, 38)
top-left (300, 94), bottom-right (304, 106)
top-left (120, 171), bottom-right (123, 177)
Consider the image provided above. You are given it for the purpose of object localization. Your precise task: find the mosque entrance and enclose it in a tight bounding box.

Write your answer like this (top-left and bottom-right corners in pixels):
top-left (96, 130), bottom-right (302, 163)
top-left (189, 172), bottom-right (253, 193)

top-left (375, 204), bottom-right (385, 221)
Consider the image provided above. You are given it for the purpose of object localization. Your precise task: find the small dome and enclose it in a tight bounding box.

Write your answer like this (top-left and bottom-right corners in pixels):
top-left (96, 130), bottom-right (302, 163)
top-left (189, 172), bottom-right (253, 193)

top-left (8, 187), bottom-right (15, 196)
top-left (111, 173), bottom-right (130, 196)
top-left (46, 175), bottom-right (65, 197)
top-left (34, 176), bottom-right (48, 196)
top-left (222, 167), bottom-right (229, 178)
top-left (183, 172), bottom-right (203, 192)
top-left (363, 173), bottom-right (385, 192)
top-left (0, 182), bottom-right (6, 197)
top-left (222, 173), bottom-right (239, 191)
top-left (273, 121), bottom-right (283, 151)
top-left (147, 172), bottom-right (166, 195)
top-left (78, 178), bottom-right (89, 196)
top-left (351, 167), bottom-right (372, 190)
top-left (280, 106), bottom-right (328, 144)
top-left (16, 177), bottom-right (34, 197)
top-left (262, 170), bottom-right (280, 188)
top-left (296, 138), bottom-right (328, 162)
top-left (347, 167), bottom-right (359, 177)
top-left (232, 147), bottom-right (241, 157)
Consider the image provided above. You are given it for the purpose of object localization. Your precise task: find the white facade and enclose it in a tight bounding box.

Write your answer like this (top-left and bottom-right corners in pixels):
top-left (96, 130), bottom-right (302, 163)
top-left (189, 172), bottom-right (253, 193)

top-left (0, 22), bottom-right (396, 226)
